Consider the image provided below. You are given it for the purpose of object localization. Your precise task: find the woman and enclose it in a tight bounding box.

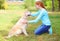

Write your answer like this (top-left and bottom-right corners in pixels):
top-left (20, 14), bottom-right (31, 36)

top-left (23, 1), bottom-right (52, 35)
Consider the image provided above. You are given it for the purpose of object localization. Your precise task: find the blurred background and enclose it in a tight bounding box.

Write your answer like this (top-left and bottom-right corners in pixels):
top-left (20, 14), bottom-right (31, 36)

top-left (0, 0), bottom-right (60, 41)
top-left (0, 0), bottom-right (59, 11)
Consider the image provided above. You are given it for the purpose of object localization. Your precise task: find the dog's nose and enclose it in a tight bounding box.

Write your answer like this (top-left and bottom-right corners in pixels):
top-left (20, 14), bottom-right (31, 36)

top-left (28, 15), bottom-right (31, 16)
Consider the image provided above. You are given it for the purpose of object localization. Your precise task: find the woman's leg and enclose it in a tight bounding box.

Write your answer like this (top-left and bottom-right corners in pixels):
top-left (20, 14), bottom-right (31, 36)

top-left (34, 24), bottom-right (50, 35)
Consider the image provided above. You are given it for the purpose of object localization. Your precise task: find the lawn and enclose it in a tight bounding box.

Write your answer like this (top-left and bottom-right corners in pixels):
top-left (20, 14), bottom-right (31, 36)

top-left (0, 12), bottom-right (60, 41)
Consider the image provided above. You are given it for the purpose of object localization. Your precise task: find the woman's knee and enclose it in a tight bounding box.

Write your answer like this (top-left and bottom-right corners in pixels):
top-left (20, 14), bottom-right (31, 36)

top-left (34, 31), bottom-right (39, 35)
top-left (34, 30), bottom-right (41, 35)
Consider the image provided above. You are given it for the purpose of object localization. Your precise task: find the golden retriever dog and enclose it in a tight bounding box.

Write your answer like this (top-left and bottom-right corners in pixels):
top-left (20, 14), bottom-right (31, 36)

top-left (5, 11), bottom-right (31, 38)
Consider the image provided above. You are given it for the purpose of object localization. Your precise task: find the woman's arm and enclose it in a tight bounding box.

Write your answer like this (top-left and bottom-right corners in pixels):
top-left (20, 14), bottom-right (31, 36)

top-left (28, 10), bottom-right (43, 23)
top-left (31, 10), bottom-right (40, 17)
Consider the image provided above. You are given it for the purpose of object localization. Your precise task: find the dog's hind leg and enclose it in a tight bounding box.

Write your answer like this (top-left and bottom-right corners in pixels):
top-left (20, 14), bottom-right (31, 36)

top-left (5, 30), bottom-right (16, 39)
top-left (15, 29), bottom-right (22, 36)
top-left (4, 33), bottom-right (14, 39)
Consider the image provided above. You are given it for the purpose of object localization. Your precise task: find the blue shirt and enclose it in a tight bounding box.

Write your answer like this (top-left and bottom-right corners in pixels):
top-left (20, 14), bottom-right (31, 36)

top-left (28, 9), bottom-right (51, 25)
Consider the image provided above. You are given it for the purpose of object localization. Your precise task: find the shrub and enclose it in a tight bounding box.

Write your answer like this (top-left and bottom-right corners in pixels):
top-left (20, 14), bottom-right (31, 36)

top-left (0, 0), bottom-right (5, 9)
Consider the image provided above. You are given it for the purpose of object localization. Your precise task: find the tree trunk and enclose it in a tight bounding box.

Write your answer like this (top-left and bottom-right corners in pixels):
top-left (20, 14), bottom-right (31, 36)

top-left (52, 0), bottom-right (54, 11)
top-left (58, 0), bottom-right (60, 11)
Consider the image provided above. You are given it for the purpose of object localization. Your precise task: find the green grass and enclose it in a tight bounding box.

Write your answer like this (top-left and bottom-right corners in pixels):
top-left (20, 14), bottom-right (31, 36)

top-left (7, 4), bottom-right (25, 10)
top-left (0, 12), bottom-right (60, 41)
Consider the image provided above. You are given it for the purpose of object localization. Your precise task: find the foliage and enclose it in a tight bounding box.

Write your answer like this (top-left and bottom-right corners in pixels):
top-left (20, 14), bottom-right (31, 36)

top-left (0, 0), bottom-right (59, 11)
top-left (0, 0), bottom-right (5, 9)
top-left (24, 0), bottom-right (35, 11)
top-left (43, 0), bottom-right (58, 11)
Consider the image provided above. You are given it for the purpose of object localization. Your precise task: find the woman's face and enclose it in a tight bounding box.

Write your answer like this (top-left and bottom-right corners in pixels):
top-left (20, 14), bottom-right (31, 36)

top-left (35, 4), bottom-right (42, 9)
top-left (35, 5), bottom-right (39, 9)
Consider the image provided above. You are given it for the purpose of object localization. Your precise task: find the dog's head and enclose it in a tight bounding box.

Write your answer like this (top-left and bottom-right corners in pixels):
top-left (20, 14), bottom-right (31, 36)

top-left (24, 10), bottom-right (31, 17)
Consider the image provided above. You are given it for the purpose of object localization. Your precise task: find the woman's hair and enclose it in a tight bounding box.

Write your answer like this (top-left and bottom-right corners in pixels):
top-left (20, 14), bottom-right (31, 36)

top-left (35, 1), bottom-right (45, 8)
